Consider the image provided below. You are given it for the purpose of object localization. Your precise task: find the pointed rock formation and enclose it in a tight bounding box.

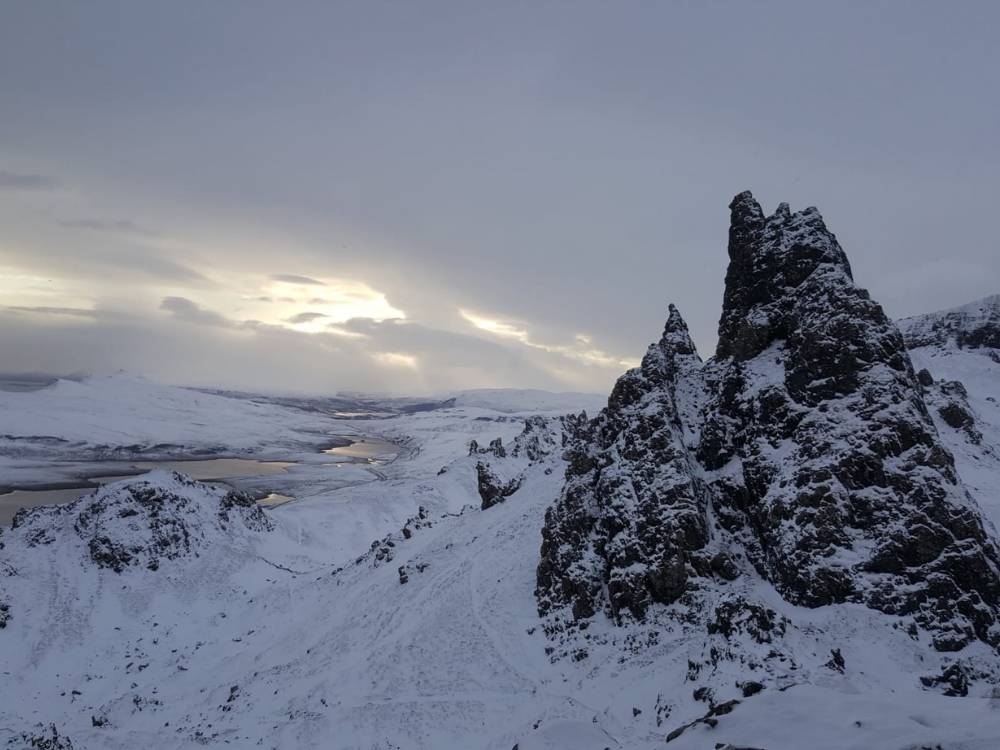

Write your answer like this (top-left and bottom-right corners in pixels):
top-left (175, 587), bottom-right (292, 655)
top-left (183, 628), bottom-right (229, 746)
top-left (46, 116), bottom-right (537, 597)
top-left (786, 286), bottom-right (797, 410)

top-left (537, 191), bottom-right (1000, 653)
top-left (537, 304), bottom-right (710, 621)
top-left (717, 191), bottom-right (852, 361)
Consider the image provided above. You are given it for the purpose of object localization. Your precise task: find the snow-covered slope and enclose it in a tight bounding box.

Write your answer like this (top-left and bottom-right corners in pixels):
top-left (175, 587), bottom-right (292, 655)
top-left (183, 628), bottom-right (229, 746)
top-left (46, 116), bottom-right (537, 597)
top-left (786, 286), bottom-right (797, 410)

top-left (451, 388), bottom-right (605, 415)
top-left (901, 297), bottom-right (1000, 536)
top-left (0, 374), bottom-right (340, 455)
top-left (5, 417), bottom-right (1000, 749)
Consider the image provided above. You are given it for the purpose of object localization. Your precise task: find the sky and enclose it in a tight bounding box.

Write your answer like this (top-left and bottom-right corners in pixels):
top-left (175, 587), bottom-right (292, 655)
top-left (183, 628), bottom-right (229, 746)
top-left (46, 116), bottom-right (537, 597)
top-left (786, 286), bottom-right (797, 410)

top-left (1, 1), bottom-right (998, 395)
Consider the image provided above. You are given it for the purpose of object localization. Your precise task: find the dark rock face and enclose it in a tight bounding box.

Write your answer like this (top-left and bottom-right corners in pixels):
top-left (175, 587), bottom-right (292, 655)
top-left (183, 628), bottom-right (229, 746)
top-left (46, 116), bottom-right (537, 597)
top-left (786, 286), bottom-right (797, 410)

top-left (536, 306), bottom-right (708, 621)
top-left (218, 488), bottom-right (274, 532)
top-left (0, 560), bottom-right (14, 629)
top-left (920, 661), bottom-right (977, 697)
top-left (510, 416), bottom-right (562, 462)
top-left (73, 476), bottom-right (272, 572)
top-left (476, 462), bottom-right (523, 510)
top-left (536, 191), bottom-right (1000, 654)
top-left (469, 437), bottom-right (507, 458)
top-left (717, 192), bottom-right (852, 362)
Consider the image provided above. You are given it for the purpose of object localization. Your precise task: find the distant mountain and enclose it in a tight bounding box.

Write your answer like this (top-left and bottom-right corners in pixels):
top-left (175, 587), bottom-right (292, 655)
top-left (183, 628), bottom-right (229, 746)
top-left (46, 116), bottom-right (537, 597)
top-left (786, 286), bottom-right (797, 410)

top-left (898, 294), bottom-right (1000, 352)
top-left (451, 388), bottom-right (606, 414)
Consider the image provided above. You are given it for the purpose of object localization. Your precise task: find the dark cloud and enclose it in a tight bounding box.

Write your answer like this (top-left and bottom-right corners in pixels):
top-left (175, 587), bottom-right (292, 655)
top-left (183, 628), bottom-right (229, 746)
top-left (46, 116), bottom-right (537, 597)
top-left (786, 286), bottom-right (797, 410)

top-left (271, 274), bottom-right (324, 286)
top-left (160, 297), bottom-right (234, 327)
top-left (124, 254), bottom-right (212, 284)
top-left (285, 311), bottom-right (328, 324)
top-left (0, 169), bottom-right (58, 191)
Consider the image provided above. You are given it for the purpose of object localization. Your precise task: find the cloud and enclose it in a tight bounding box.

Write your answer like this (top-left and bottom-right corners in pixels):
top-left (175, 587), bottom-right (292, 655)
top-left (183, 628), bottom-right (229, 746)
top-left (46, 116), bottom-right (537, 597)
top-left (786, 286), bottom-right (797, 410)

top-left (371, 351), bottom-right (418, 369)
top-left (285, 311), bottom-right (328, 324)
top-left (328, 316), bottom-right (602, 391)
top-left (459, 308), bottom-right (638, 370)
top-left (0, 241), bottom-right (211, 291)
top-left (125, 254), bottom-right (212, 284)
top-left (270, 274), bottom-right (325, 286)
top-left (160, 297), bottom-right (236, 327)
top-left (58, 218), bottom-right (159, 237)
top-left (4, 305), bottom-right (127, 322)
top-left (0, 169), bottom-right (59, 191)
top-left (0, 301), bottom-right (615, 395)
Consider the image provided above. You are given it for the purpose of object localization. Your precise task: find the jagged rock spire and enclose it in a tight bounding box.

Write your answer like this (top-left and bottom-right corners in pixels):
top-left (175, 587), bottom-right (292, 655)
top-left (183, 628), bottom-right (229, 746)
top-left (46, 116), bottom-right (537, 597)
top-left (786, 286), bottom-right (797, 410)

top-left (537, 301), bottom-right (707, 621)
top-left (660, 303), bottom-right (697, 356)
top-left (717, 190), bottom-right (853, 360)
top-left (537, 190), bottom-right (1000, 659)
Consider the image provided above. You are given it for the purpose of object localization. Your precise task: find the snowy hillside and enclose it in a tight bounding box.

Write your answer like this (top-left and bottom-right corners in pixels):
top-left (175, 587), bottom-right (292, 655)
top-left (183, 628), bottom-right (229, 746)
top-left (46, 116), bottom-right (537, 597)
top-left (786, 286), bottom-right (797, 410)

top-left (451, 388), bottom-right (606, 415)
top-left (3, 194), bottom-right (1000, 749)
top-left (0, 374), bottom-right (341, 455)
top-left (899, 294), bottom-right (1000, 351)
top-left (6, 418), bottom-right (1000, 749)
top-left (901, 298), bottom-right (1000, 537)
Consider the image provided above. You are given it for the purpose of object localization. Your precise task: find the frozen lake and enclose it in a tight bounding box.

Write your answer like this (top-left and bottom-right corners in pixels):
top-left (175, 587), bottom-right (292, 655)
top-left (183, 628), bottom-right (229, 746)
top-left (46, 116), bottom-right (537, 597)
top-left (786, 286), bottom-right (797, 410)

top-left (0, 435), bottom-right (398, 525)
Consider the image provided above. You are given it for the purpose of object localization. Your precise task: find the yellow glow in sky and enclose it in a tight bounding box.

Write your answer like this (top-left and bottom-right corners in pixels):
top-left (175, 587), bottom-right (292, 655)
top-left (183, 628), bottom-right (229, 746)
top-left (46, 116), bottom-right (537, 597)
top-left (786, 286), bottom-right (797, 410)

top-left (459, 309), bottom-right (530, 342)
top-left (0, 267), bottom-right (93, 310)
top-left (460, 306), bottom-right (639, 371)
top-left (229, 277), bottom-right (405, 333)
top-left (371, 351), bottom-right (418, 369)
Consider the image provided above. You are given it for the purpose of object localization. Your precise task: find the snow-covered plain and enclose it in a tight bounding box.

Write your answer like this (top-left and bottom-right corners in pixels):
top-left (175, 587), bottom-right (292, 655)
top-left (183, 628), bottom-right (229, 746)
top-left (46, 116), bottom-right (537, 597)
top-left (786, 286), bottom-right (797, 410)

top-left (2, 366), bottom-right (1000, 749)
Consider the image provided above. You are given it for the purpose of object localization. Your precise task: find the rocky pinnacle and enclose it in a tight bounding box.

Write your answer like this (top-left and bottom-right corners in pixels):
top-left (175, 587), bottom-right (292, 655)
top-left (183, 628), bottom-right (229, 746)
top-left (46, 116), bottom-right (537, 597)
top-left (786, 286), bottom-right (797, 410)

top-left (536, 191), bottom-right (1000, 653)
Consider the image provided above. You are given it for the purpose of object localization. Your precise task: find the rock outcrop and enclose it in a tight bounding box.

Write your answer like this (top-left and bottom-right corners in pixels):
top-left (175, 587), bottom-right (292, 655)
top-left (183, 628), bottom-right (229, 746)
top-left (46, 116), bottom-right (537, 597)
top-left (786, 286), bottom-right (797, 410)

top-left (536, 305), bottom-right (709, 620)
top-left (8, 470), bottom-right (273, 573)
top-left (474, 415), bottom-right (577, 510)
top-left (898, 294), bottom-right (1000, 352)
top-left (536, 191), bottom-right (1000, 654)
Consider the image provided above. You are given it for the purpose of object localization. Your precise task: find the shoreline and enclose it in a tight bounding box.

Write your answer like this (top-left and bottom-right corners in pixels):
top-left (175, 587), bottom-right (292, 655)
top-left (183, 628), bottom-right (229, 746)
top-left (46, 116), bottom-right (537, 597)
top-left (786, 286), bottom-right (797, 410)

top-left (0, 434), bottom-right (399, 525)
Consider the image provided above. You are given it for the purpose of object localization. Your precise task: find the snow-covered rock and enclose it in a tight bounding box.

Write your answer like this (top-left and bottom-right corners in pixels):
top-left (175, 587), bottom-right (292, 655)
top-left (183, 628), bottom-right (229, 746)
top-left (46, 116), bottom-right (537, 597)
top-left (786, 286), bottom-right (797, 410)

top-left (899, 294), bottom-right (1000, 352)
top-left (536, 191), bottom-right (1000, 682)
top-left (902, 294), bottom-right (1000, 546)
top-left (6, 470), bottom-right (272, 575)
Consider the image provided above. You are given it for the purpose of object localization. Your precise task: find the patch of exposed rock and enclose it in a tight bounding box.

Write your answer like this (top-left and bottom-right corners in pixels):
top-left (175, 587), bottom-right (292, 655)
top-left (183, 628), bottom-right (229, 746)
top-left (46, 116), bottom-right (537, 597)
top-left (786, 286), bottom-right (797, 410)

top-left (4, 723), bottom-right (74, 749)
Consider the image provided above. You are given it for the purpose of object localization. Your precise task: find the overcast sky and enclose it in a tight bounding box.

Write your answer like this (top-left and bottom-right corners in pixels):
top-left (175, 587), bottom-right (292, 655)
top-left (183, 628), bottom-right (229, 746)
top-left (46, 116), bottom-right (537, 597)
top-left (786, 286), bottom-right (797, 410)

top-left (2, 1), bottom-right (998, 395)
